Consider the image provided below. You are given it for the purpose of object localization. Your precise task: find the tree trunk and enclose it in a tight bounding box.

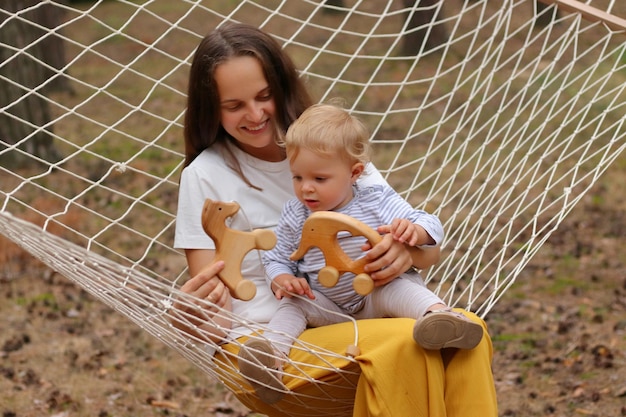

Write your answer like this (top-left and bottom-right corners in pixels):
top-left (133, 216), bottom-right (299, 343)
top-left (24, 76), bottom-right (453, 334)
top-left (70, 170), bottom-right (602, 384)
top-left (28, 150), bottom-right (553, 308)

top-left (401, 0), bottom-right (448, 56)
top-left (0, 0), bottom-right (66, 168)
top-left (322, 0), bottom-right (345, 15)
top-left (534, 1), bottom-right (561, 28)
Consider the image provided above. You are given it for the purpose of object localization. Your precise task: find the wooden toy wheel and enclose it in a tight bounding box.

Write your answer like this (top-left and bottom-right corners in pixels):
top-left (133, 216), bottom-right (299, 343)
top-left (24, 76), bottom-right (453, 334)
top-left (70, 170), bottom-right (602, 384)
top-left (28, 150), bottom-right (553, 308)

top-left (236, 279), bottom-right (258, 302)
top-left (353, 273), bottom-right (374, 295)
top-left (318, 266), bottom-right (340, 288)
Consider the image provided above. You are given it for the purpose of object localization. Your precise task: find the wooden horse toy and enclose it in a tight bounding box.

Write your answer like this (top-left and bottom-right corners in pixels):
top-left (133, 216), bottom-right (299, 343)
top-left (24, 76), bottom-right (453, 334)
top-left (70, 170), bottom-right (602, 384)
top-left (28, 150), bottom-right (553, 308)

top-left (290, 211), bottom-right (382, 296)
top-left (201, 198), bottom-right (277, 301)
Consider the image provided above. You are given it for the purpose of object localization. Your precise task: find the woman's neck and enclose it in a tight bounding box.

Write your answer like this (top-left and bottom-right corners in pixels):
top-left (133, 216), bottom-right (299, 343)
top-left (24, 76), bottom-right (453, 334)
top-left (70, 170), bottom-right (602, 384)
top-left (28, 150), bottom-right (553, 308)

top-left (234, 140), bottom-right (286, 162)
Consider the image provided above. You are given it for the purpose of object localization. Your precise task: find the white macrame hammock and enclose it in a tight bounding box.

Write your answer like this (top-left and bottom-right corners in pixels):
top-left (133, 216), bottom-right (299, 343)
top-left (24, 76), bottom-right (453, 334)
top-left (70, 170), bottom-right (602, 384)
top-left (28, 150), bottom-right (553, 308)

top-left (1, 1), bottom-right (625, 415)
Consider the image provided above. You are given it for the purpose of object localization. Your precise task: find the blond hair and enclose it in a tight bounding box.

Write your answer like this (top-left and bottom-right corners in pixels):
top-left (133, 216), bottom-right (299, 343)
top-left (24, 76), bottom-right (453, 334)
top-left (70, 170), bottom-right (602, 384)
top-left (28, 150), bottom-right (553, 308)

top-left (283, 103), bottom-right (371, 165)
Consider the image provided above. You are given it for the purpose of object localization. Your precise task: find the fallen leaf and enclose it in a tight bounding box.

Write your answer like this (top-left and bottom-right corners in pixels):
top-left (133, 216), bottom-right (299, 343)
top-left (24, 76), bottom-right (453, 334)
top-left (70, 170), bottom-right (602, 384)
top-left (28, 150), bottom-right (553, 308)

top-left (148, 399), bottom-right (181, 409)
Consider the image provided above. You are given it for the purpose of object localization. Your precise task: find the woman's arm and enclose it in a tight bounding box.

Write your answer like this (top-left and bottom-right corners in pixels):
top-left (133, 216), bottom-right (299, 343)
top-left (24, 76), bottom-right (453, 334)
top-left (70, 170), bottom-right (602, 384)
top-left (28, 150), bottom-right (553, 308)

top-left (170, 249), bottom-right (233, 343)
top-left (408, 245), bottom-right (441, 270)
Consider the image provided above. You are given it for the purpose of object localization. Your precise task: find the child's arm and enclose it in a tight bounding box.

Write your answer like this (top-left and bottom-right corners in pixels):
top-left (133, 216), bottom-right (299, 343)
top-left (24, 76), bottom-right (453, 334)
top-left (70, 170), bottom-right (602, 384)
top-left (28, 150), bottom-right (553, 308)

top-left (271, 273), bottom-right (315, 300)
top-left (263, 200), bottom-right (309, 294)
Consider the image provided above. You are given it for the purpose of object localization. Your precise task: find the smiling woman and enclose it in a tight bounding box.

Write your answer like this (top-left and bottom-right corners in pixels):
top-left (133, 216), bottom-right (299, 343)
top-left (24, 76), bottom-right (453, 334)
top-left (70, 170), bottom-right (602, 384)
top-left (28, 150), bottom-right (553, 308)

top-left (0, 0), bottom-right (625, 416)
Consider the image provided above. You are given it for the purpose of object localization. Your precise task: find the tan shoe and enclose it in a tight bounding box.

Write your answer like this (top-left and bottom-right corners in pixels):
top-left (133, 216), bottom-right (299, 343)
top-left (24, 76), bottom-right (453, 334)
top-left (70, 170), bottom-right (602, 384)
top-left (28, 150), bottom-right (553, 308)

top-left (238, 338), bottom-right (286, 404)
top-left (413, 309), bottom-right (483, 350)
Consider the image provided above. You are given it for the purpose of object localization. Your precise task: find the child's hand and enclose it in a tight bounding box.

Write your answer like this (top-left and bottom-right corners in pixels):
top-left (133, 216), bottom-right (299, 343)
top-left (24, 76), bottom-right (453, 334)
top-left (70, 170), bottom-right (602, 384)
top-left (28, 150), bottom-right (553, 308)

top-left (272, 274), bottom-right (315, 300)
top-left (387, 218), bottom-right (420, 246)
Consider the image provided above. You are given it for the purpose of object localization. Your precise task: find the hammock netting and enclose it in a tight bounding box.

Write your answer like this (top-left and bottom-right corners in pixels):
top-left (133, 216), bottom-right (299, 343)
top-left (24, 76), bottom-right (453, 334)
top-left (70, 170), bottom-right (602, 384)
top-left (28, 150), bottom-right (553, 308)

top-left (1, 0), bottom-right (625, 415)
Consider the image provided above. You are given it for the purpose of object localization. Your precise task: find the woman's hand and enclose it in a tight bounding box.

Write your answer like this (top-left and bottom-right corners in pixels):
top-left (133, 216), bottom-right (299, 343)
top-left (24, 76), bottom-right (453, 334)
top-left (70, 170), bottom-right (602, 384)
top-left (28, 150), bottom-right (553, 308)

top-left (171, 249), bottom-right (233, 342)
top-left (362, 224), bottom-right (441, 286)
top-left (177, 260), bottom-right (229, 311)
top-left (362, 233), bottom-right (413, 286)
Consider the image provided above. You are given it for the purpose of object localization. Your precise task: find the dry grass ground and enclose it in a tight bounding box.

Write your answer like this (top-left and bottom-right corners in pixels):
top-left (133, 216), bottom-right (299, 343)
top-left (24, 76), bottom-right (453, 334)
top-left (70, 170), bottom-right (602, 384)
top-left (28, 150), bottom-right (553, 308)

top-left (1, 1), bottom-right (624, 416)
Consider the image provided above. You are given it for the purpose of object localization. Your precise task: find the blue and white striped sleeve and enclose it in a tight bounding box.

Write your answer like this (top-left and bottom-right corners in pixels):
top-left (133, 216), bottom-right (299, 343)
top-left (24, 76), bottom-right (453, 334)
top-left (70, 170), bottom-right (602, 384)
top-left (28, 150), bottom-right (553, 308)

top-left (262, 200), bottom-right (302, 286)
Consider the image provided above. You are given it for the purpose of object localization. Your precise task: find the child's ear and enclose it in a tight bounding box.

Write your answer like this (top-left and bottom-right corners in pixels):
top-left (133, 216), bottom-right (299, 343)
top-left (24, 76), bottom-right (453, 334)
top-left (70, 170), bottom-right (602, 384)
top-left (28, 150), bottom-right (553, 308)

top-left (351, 162), bottom-right (365, 182)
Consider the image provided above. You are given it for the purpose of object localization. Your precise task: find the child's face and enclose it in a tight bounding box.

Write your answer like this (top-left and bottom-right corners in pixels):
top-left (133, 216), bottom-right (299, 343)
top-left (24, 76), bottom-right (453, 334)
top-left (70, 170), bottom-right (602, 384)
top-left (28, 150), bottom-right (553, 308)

top-left (215, 56), bottom-right (282, 161)
top-left (290, 148), bottom-right (363, 212)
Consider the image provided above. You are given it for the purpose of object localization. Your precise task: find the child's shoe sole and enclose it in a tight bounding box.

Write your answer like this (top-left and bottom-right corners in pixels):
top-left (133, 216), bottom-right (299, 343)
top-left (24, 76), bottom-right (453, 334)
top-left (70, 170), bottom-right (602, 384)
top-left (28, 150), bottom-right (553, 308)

top-left (413, 309), bottom-right (483, 350)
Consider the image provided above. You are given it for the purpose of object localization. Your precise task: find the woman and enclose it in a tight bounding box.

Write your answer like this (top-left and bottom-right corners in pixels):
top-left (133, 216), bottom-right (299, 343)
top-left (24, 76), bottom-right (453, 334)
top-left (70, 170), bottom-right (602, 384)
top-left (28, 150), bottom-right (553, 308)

top-left (173, 22), bottom-right (497, 417)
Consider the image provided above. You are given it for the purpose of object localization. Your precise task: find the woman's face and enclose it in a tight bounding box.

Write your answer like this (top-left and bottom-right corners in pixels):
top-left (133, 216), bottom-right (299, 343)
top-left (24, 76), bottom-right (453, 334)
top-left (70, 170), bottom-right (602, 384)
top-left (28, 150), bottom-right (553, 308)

top-left (215, 56), bottom-right (282, 161)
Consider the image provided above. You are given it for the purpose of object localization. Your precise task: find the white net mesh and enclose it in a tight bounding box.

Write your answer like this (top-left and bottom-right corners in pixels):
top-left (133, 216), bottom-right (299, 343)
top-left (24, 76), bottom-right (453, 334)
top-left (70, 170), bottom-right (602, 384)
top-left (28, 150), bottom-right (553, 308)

top-left (1, 1), bottom-right (625, 415)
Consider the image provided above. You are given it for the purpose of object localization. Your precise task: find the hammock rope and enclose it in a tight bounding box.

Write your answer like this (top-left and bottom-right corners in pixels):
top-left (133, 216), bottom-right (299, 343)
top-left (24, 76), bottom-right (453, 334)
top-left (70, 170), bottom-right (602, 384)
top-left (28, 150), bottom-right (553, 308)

top-left (1, 1), bottom-right (625, 415)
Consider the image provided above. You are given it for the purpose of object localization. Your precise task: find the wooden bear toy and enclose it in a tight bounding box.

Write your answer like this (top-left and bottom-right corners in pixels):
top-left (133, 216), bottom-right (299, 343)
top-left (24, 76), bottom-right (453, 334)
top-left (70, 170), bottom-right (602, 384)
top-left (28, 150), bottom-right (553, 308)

top-left (290, 211), bottom-right (382, 296)
top-left (201, 198), bottom-right (277, 301)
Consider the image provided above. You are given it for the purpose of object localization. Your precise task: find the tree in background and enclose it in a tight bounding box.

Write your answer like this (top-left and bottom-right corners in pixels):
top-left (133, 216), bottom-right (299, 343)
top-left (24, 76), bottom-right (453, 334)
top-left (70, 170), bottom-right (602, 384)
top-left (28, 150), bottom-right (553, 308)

top-left (324, 1), bottom-right (560, 56)
top-left (0, 0), bottom-right (69, 168)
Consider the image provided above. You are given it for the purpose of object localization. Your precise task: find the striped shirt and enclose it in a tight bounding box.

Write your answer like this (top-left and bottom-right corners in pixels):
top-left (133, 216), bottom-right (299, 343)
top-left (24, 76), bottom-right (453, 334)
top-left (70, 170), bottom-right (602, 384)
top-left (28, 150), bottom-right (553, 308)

top-left (263, 184), bottom-right (444, 313)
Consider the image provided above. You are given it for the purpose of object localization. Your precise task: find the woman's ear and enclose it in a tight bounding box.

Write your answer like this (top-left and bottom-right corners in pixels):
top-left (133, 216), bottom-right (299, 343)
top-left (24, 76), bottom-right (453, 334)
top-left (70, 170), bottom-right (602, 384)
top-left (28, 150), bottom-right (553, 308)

top-left (350, 162), bottom-right (365, 183)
